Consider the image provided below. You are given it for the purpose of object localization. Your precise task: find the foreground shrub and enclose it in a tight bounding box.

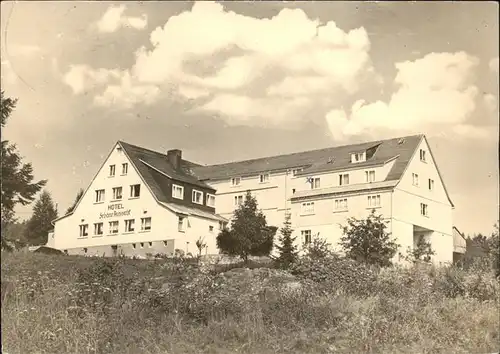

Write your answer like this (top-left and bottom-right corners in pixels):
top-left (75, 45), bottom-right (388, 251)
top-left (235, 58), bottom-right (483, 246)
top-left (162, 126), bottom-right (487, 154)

top-left (290, 255), bottom-right (378, 297)
top-left (339, 210), bottom-right (399, 267)
top-left (2, 252), bottom-right (499, 354)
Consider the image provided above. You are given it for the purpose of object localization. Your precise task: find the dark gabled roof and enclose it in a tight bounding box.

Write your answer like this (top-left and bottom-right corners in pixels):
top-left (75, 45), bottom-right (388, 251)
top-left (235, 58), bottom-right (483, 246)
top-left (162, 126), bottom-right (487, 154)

top-left (118, 141), bottom-right (215, 193)
top-left (192, 134), bottom-right (423, 182)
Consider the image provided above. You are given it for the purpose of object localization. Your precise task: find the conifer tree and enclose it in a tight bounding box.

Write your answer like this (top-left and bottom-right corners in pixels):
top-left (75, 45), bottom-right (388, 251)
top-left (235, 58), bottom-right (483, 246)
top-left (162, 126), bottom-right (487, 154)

top-left (274, 212), bottom-right (299, 268)
top-left (216, 191), bottom-right (277, 262)
top-left (24, 190), bottom-right (58, 246)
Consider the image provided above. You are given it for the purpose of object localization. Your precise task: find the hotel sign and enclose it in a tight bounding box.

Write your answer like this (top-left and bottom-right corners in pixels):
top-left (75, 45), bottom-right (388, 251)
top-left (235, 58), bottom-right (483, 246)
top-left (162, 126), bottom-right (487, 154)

top-left (99, 203), bottom-right (132, 219)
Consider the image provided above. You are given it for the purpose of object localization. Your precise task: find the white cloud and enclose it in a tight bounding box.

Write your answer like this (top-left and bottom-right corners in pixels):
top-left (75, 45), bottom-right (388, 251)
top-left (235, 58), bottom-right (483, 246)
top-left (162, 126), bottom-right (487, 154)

top-left (483, 93), bottom-right (498, 113)
top-left (325, 51), bottom-right (485, 141)
top-left (489, 57), bottom-right (499, 73)
top-left (95, 5), bottom-right (147, 33)
top-left (198, 94), bottom-right (311, 127)
top-left (63, 65), bottom-right (123, 94)
top-left (74, 1), bottom-right (375, 125)
top-left (94, 71), bottom-right (159, 109)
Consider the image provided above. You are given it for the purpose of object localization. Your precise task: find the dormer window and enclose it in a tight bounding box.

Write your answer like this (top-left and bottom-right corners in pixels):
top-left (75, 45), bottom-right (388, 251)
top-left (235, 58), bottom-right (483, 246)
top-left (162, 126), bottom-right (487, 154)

top-left (292, 168), bottom-right (303, 177)
top-left (351, 152), bottom-right (366, 163)
top-left (231, 177), bottom-right (241, 186)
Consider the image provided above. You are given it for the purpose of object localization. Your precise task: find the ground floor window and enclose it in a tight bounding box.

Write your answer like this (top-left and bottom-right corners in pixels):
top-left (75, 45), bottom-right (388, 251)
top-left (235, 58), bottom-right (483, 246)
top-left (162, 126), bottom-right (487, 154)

top-left (141, 217), bottom-right (151, 231)
top-left (301, 230), bottom-right (312, 244)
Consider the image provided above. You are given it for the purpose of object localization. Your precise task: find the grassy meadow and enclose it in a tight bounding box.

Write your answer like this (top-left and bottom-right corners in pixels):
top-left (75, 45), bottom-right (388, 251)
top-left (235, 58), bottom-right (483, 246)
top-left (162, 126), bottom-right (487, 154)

top-left (1, 251), bottom-right (499, 354)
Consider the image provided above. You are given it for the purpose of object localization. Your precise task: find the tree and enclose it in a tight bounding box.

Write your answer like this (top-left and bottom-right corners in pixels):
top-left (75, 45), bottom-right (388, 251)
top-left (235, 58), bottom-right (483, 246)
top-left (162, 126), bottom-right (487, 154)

top-left (274, 212), bottom-right (299, 268)
top-left (66, 188), bottom-right (84, 214)
top-left (216, 191), bottom-right (277, 262)
top-left (339, 209), bottom-right (399, 267)
top-left (24, 190), bottom-right (58, 246)
top-left (1, 91), bottom-right (47, 246)
top-left (402, 235), bottom-right (435, 264)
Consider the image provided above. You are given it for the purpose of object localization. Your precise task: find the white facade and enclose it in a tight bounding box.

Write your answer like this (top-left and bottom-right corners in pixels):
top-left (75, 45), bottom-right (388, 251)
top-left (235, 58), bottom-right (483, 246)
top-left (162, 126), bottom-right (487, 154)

top-left (51, 134), bottom-right (455, 264)
top-left (51, 143), bottom-right (224, 257)
top-left (202, 135), bottom-right (455, 265)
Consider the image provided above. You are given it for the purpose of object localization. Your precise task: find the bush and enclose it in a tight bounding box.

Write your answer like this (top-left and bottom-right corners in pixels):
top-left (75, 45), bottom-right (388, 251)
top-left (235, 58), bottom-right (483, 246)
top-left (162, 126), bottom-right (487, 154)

top-left (290, 255), bottom-right (378, 297)
top-left (2, 251), bottom-right (499, 354)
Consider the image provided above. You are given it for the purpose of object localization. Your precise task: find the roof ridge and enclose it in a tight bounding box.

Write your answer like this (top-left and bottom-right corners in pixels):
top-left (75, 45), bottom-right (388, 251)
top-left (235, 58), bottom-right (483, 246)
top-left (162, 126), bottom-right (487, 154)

top-left (118, 140), bottom-right (205, 167)
top-left (201, 134), bottom-right (424, 168)
top-left (118, 140), bottom-right (169, 158)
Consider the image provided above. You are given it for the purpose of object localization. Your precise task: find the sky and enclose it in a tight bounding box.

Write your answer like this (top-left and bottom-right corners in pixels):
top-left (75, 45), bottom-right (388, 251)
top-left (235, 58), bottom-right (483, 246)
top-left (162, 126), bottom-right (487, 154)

top-left (1, 1), bottom-right (498, 236)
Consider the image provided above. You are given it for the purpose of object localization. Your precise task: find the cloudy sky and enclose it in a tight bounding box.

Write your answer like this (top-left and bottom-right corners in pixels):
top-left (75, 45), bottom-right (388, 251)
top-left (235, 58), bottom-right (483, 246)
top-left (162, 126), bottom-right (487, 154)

top-left (1, 1), bottom-right (498, 235)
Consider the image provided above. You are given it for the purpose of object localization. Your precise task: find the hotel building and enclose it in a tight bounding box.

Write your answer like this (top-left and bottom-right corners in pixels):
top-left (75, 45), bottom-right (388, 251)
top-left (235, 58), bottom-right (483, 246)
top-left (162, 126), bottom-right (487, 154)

top-left (50, 134), bottom-right (456, 264)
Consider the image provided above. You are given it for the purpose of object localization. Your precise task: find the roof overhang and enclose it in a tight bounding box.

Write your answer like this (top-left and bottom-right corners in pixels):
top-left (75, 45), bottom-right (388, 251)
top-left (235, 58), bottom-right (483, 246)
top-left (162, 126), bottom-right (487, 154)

top-left (291, 180), bottom-right (398, 202)
top-left (159, 202), bottom-right (228, 222)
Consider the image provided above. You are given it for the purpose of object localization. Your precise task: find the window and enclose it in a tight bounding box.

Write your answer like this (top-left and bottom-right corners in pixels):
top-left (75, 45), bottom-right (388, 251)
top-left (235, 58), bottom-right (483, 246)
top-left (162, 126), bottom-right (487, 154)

top-left (365, 170), bottom-right (375, 183)
top-left (219, 221), bottom-right (226, 230)
top-left (109, 165), bottom-right (116, 177)
top-left (83, 248), bottom-right (88, 254)
top-left (292, 188), bottom-right (296, 194)
top-left (178, 216), bottom-right (185, 232)
top-left (132, 243), bottom-right (136, 249)
top-left (420, 203), bottom-right (428, 217)
top-left (112, 187), bottom-right (123, 200)
top-left (259, 173), bottom-right (270, 183)
top-left (206, 194), bottom-right (216, 207)
top-left (234, 195), bottom-right (243, 206)
top-left (192, 190), bottom-right (203, 204)
top-left (351, 152), bottom-right (366, 163)
top-left (368, 195), bottom-right (381, 208)
top-left (125, 219), bottom-right (135, 232)
top-left (172, 184), bottom-right (184, 199)
top-left (292, 168), bottom-right (303, 177)
top-left (163, 241), bottom-right (168, 247)
top-left (79, 224), bottom-right (88, 237)
top-left (109, 221), bottom-right (119, 234)
top-left (301, 230), bottom-right (312, 244)
top-left (140, 242), bottom-right (144, 249)
top-left (412, 173), bottom-right (419, 186)
top-left (420, 149), bottom-right (426, 162)
top-left (209, 225), bottom-right (214, 232)
top-left (231, 177), bottom-right (241, 186)
top-left (94, 223), bottom-right (103, 236)
top-left (301, 201), bottom-right (315, 214)
top-left (309, 177), bottom-right (320, 189)
top-left (148, 242), bottom-right (153, 248)
top-left (334, 198), bottom-right (348, 211)
top-left (140, 217), bottom-right (151, 231)
top-left (339, 174), bottom-right (350, 186)
top-left (122, 163), bottom-right (128, 175)
top-left (95, 189), bottom-right (105, 203)
top-left (428, 179), bottom-right (434, 191)
top-left (130, 184), bottom-right (141, 198)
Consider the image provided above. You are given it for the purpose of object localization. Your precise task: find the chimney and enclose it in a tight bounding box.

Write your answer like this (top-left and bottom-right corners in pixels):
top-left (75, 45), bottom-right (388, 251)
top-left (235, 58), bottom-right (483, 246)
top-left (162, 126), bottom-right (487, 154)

top-left (167, 149), bottom-right (182, 169)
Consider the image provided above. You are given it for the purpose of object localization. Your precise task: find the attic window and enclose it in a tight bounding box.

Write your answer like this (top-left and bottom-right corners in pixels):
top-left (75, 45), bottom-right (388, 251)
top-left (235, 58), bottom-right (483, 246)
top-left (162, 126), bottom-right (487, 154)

top-left (398, 138), bottom-right (405, 145)
top-left (327, 157), bottom-right (335, 164)
top-left (292, 168), bottom-right (303, 177)
top-left (351, 152), bottom-right (366, 163)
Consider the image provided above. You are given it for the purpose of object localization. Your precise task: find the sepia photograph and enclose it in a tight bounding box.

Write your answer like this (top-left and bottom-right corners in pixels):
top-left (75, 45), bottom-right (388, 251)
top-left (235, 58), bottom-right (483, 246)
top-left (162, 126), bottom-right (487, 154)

top-left (1, 1), bottom-right (499, 353)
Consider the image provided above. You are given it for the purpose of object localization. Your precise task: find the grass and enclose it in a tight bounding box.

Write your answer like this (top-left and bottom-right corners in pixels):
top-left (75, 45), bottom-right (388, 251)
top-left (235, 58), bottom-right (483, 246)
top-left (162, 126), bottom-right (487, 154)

top-left (1, 251), bottom-right (499, 354)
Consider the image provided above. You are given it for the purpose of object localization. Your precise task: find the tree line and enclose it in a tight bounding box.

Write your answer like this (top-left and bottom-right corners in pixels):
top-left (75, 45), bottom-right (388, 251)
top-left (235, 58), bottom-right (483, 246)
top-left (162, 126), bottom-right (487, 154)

top-left (1, 90), bottom-right (83, 249)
